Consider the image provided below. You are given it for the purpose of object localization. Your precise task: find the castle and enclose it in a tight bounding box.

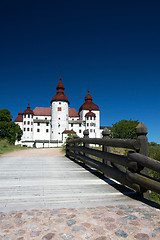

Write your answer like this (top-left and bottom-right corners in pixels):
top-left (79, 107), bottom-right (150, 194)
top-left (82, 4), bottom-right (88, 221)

top-left (15, 77), bottom-right (101, 147)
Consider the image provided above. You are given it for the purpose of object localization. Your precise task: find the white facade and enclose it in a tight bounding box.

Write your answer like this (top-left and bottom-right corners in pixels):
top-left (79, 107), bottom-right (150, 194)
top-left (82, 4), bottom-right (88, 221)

top-left (15, 78), bottom-right (101, 147)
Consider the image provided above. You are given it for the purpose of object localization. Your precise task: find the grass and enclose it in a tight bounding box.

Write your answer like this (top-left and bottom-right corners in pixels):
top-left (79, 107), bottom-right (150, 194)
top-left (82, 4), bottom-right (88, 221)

top-left (0, 139), bottom-right (28, 155)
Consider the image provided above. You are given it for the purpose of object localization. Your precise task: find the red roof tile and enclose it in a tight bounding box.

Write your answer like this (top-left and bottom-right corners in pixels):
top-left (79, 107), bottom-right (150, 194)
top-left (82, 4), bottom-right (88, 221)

top-left (51, 77), bottom-right (69, 103)
top-left (62, 130), bottom-right (76, 134)
top-left (69, 108), bottom-right (79, 117)
top-left (79, 90), bottom-right (99, 113)
top-left (85, 111), bottom-right (96, 117)
top-left (23, 103), bottom-right (34, 114)
top-left (33, 107), bottom-right (51, 116)
top-left (14, 110), bottom-right (23, 122)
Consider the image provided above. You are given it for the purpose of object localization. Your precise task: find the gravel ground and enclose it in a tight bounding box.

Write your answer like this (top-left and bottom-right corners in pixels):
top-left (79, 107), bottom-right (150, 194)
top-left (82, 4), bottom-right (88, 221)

top-left (0, 148), bottom-right (160, 240)
top-left (2, 148), bottom-right (64, 157)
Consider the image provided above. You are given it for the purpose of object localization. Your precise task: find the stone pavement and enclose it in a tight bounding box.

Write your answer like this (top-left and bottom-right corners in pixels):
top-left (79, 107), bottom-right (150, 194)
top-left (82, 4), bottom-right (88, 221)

top-left (0, 204), bottom-right (160, 239)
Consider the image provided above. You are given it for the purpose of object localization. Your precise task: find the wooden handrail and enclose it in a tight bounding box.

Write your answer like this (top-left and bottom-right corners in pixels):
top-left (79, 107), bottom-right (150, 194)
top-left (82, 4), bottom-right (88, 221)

top-left (66, 123), bottom-right (160, 197)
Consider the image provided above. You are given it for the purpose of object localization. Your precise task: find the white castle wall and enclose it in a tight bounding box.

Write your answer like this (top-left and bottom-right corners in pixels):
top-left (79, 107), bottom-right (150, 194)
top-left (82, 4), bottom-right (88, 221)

top-left (51, 101), bottom-right (69, 141)
top-left (22, 114), bottom-right (33, 141)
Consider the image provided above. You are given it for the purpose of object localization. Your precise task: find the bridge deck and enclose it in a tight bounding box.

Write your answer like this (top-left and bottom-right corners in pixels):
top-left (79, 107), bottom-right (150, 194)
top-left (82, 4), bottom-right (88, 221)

top-left (0, 155), bottom-right (146, 212)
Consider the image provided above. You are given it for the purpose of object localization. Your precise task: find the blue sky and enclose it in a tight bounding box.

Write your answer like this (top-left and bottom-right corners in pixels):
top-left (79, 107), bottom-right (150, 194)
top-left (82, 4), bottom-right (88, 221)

top-left (0, 0), bottom-right (160, 143)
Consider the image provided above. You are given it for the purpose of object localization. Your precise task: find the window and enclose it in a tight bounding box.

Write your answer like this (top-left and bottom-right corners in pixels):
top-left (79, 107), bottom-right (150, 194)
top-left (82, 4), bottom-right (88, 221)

top-left (24, 121), bottom-right (26, 125)
top-left (90, 129), bottom-right (92, 132)
top-left (59, 102), bottom-right (61, 105)
top-left (71, 123), bottom-right (73, 127)
top-left (79, 124), bottom-right (81, 127)
top-left (58, 132), bottom-right (60, 134)
top-left (46, 129), bottom-right (49, 133)
top-left (87, 123), bottom-right (89, 126)
top-left (24, 114), bottom-right (26, 118)
top-left (31, 128), bottom-right (33, 132)
top-left (58, 118), bottom-right (60, 120)
top-left (31, 122), bottom-right (33, 125)
top-left (90, 117), bottom-right (92, 120)
top-left (58, 107), bottom-right (61, 111)
top-left (36, 117), bottom-right (38, 119)
top-left (28, 115), bottom-right (30, 118)
top-left (79, 130), bottom-right (81, 133)
top-left (37, 123), bottom-right (40, 126)
top-left (28, 121), bottom-right (30, 125)
top-left (72, 119), bottom-right (74, 121)
top-left (45, 117), bottom-right (47, 120)
top-left (27, 128), bottom-right (29, 131)
top-left (37, 129), bottom-right (40, 132)
top-left (24, 128), bottom-right (26, 131)
top-left (87, 117), bottom-right (88, 120)
top-left (46, 123), bottom-right (49, 126)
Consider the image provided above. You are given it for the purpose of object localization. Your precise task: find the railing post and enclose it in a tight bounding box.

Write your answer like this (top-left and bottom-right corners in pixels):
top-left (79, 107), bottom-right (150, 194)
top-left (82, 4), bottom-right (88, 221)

top-left (83, 129), bottom-right (89, 157)
top-left (73, 134), bottom-right (79, 159)
top-left (136, 122), bottom-right (149, 199)
top-left (102, 128), bottom-right (110, 164)
top-left (66, 135), bottom-right (72, 157)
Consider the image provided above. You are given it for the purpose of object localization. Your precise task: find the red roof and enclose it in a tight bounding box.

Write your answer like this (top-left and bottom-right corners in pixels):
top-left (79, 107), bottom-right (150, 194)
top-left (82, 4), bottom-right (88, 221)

top-left (85, 111), bottom-right (96, 117)
top-left (62, 130), bottom-right (76, 134)
top-left (23, 103), bottom-right (34, 114)
top-left (69, 108), bottom-right (79, 117)
top-left (15, 110), bottom-right (23, 122)
top-left (33, 107), bottom-right (51, 116)
top-left (51, 77), bottom-right (69, 103)
top-left (79, 90), bottom-right (99, 113)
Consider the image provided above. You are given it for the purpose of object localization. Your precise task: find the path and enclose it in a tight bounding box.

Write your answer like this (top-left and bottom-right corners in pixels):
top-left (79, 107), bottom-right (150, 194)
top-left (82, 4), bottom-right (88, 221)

top-left (0, 148), bottom-right (159, 239)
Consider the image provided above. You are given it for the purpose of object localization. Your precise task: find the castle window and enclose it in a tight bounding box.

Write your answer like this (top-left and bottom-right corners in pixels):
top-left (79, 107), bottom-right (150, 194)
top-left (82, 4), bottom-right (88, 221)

top-left (28, 121), bottom-right (30, 125)
top-left (72, 119), bottom-right (74, 120)
top-left (45, 117), bottom-right (47, 120)
top-left (37, 129), bottom-right (40, 132)
top-left (58, 118), bottom-right (60, 120)
top-left (46, 123), bottom-right (49, 126)
top-left (46, 129), bottom-right (49, 133)
top-left (37, 123), bottom-right (40, 126)
top-left (28, 115), bottom-right (30, 118)
top-left (24, 121), bottom-right (26, 125)
top-left (31, 122), bottom-right (33, 125)
top-left (27, 128), bottom-right (29, 131)
top-left (58, 132), bottom-right (60, 134)
top-left (71, 123), bottom-right (73, 127)
top-left (87, 117), bottom-right (88, 120)
top-left (90, 129), bottom-right (92, 132)
top-left (79, 124), bottom-right (81, 127)
top-left (58, 107), bottom-right (61, 111)
top-left (36, 117), bottom-right (38, 119)
top-left (79, 130), bottom-right (81, 133)
top-left (31, 128), bottom-right (33, 131)
top-left (59, 102), bottom-right (61, 105)
top-left (87, 123), bottom-right (89, 126)
top-left (24, 114), bottom-right (26, 118)
top-left (90, 117), bottom-right (92, 120)
top-left (24, 128), bottom-right (26, 131)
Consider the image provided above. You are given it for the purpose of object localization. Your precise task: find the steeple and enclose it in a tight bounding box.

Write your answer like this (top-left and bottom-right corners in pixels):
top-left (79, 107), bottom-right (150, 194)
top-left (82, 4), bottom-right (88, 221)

top-left (79, 90), bottom-right (99, 113)
top-left (51, 76), bottom-right (69, 103)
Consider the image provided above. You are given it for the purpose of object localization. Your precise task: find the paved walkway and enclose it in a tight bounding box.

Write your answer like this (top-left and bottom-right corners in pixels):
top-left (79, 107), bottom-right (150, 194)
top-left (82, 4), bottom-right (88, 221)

top-left (0, 148), bottom-right (160, 239)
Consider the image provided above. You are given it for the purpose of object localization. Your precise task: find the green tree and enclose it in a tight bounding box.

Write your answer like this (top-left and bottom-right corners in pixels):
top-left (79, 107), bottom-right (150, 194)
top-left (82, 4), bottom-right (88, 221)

top-left (0, 109), bottom-right (23, 144)
top-left (111, 119), bottom-right (139, 139)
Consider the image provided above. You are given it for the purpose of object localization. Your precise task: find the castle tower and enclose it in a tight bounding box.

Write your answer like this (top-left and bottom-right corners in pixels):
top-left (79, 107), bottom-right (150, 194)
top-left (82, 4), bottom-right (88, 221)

top-left (50, 77), bottom-right (69, 141)
top-left (23, 103), bottom-right (34, 141)
top-left (79, 90), bottom-right (100, 137)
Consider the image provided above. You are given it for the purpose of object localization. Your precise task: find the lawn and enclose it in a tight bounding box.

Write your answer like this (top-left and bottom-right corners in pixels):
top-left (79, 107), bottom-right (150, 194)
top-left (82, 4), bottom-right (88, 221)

top-left (0, 139), bottom-right (28, 155)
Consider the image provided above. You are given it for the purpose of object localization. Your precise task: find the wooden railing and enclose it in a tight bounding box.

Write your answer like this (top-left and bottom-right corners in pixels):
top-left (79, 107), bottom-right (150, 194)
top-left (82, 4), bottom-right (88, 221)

top-left (66, 122), bottom-right (160, 198)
